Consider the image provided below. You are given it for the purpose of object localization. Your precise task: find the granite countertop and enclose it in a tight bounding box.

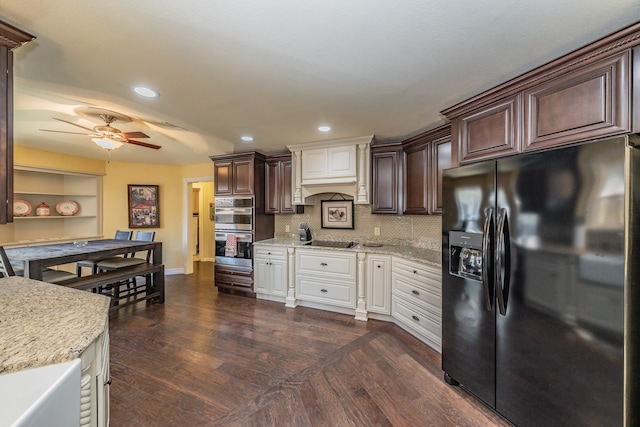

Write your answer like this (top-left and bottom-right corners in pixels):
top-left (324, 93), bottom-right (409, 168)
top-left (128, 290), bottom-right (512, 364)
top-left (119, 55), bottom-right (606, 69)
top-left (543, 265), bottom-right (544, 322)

top-left (254, 238), bottom-right (442, 268)
top-left (0, 276), bottom-right (110, 375)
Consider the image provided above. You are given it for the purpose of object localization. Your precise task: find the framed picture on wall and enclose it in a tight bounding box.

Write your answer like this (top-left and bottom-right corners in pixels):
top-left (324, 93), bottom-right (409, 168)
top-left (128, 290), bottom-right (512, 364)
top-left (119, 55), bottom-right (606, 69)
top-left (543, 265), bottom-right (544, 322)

top-left (321, 199), bottom-right (354, 229)
top-left (128, 184), bottom-right (159, 228)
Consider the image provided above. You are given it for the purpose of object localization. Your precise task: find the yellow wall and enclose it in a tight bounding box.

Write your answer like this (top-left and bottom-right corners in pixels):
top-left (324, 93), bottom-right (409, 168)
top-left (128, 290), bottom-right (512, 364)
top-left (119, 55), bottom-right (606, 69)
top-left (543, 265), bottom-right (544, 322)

top-left (11, 147), bottom-right (216, 272)
top-left (15, 146), bottom-right (106, 175)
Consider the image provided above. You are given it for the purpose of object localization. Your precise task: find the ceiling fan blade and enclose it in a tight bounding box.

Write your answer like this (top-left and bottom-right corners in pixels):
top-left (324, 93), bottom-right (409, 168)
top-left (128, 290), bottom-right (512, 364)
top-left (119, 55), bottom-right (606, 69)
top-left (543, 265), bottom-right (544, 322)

top-left (121, 131), bottom-right (149, 139)
top-left (126, 139), bottom-right (161, 150)
top-left (52, 117), bottom-right (95, 132)
top-left (39, 129), bottom-right (95, 136)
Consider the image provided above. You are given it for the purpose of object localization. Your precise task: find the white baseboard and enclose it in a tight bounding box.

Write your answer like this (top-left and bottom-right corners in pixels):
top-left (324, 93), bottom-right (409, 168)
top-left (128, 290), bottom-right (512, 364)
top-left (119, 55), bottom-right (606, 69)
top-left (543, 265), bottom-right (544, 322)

top-left (165, 268), bottom-right (184, 275)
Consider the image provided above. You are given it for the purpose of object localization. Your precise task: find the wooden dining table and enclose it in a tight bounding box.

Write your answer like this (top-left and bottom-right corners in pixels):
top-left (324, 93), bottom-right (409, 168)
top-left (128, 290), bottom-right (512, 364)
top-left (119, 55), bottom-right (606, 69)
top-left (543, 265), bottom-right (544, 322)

top-left (5, 240), bottom-right (164, 303)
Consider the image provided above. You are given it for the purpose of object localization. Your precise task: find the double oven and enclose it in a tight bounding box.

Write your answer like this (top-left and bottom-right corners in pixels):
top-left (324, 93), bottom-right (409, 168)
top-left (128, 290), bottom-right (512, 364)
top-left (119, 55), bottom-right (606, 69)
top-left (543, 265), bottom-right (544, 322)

top-left (214, 197), bottom-right (254, 267)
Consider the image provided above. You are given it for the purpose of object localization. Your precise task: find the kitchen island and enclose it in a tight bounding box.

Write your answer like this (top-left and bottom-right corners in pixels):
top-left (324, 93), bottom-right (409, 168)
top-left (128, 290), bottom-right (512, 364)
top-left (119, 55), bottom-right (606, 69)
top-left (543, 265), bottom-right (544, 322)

top-left (0, 276), bottom-right (111, 426)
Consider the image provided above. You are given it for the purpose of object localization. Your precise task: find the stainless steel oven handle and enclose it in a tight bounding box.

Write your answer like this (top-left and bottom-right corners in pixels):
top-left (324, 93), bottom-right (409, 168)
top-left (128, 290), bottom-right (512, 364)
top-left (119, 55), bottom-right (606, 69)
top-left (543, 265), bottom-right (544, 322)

top-left (215, 208), bottom-right (253, 214)
top-left (215, 232), bottom-right (253, 241)
top-left (481, 208), bottom-right (493, 311)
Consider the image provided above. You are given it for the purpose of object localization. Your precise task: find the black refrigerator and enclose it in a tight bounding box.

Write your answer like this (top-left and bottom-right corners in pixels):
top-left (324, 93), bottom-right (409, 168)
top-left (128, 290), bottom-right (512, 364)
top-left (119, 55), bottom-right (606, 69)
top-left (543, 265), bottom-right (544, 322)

top-left (441, 136), bottom-right (637, 426)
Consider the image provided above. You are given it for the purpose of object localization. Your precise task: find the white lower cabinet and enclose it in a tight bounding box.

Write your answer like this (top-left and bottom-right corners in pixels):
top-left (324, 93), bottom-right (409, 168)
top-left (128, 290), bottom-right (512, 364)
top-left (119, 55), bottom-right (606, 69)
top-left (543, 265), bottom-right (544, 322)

top-left (391, 257), bottom-right (442, 351)
top-left (295, 249), bottom-right (356, 309)
top-left (366, 254), bottom-right (391, 315)
top-left (79, 324), bottom-right (110, 427)
top-left (254, 247), bottom-right (287, 302)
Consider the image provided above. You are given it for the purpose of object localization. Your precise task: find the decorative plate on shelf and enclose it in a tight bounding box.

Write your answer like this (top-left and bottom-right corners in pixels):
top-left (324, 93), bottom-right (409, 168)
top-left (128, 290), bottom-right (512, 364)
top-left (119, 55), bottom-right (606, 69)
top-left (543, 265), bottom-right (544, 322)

top-left (56, 200), bottom-right (79, 216)
top-left (13, 200), bottom-right (32, 217)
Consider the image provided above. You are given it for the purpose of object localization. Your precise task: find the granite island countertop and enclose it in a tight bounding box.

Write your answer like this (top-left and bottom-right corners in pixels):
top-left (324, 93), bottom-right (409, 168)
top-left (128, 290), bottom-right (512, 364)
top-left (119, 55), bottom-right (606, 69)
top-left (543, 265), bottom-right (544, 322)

top-left (254, 238), bottom-right (442, 268)
top-left (0, 276), bottom-right (110, 375)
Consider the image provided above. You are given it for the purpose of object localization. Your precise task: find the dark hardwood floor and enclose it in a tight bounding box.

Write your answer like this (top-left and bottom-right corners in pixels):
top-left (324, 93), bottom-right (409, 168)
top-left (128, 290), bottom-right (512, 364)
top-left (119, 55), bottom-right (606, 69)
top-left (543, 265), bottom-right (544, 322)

top-left (108, 262), bottom-right (509, 426)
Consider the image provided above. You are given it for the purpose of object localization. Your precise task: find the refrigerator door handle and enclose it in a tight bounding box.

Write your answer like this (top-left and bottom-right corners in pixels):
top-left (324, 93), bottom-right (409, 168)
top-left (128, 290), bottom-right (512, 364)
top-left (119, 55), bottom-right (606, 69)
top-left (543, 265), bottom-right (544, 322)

top-left (495, 207), bottom-right (511, 315)
top-left (481, 208), bottom-right (494, 311)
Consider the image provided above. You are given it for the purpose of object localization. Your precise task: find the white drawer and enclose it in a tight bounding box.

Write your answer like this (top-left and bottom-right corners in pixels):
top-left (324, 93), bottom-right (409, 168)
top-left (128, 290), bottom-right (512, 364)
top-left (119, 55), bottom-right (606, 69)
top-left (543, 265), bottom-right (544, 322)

top-left (296, 249), bottom-right (356, 280)
top-left (392, 275), bottom-right (441, 313)
top-left (392, 297), bottom-right (441, 345)
top-left (254, 246), bottom-right (286, 259)
top-left (296, 276), bottom-right (355, 308)
top-left (392, 257), bottom-right (442, 287)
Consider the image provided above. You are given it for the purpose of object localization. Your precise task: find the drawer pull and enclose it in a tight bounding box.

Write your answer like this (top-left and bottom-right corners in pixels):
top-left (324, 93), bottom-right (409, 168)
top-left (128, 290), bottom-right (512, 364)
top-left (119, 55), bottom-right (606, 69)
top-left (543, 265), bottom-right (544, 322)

top-left (268, 252), bottom-right (271, 255)
top-left (412, 290), bottom-right (420, 296)
top-left (320, 262), bottom-right (328, 266)
top-left (412, 315), bottom-right (420, 322)
top-left (320, 289), bottom-right (328, 293)
top-left (413, 270), bottom-right (418, 274)
top-left (105, 379), bottom-right (112, 386)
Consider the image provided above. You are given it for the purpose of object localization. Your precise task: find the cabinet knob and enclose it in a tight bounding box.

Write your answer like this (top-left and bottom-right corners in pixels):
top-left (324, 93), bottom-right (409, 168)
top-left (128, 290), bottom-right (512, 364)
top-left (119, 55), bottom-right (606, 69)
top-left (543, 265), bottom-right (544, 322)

top-left (105, 379), bottom-right (112, 386)
top-left (321, 289), bottom-right (328, 293)
top-left (412, 290), bottom-right (420, 296)
top-left (268, 252), bottom-right (271, 255)
top-left (413, 270), bottom-right (418, 274)
top-left (412, 315), bottom-right (420, 322)
top-left (320, 262), bottom-right (328, 266)
top-left (377, 265), bottom-right (381, 269)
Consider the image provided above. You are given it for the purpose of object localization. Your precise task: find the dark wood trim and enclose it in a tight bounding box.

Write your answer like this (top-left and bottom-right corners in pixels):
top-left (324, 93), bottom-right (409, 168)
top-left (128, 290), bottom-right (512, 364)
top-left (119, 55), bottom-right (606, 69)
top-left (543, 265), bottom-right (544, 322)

top-left (0, 20), bottom-right (35, 49)
top-left (442, 21), bottom-right (640, 119)
top-left (0, 46), bottom-right (9, 224)
top-left (633, 45), bottom-right (640, 133)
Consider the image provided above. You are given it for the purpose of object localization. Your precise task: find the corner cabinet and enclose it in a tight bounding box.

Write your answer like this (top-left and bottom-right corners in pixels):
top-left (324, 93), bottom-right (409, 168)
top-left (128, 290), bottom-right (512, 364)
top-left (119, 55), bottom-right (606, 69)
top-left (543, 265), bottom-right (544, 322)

top-left (0, 166), bottom-right (103, 245)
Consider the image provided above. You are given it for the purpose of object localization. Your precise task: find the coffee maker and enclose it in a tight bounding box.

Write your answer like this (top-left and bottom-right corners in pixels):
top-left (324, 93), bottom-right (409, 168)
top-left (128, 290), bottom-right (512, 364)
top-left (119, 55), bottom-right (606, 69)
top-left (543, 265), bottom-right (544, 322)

top-left (298, 222), bottom-right (312, 242)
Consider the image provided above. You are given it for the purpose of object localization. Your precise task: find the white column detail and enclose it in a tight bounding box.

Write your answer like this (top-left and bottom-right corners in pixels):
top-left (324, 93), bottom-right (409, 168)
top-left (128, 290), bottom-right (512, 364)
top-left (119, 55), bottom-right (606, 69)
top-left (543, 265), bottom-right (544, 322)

top-left (292, 150), bottom-right (302, 204)
top-left (79, 373), bottom-right (92, 426)
top-left (355, 251), bottom-right (368, 321)
top-left (357, 143), bottom-right (369, 203)
top-left (285, 247), bottom-right (297, 307)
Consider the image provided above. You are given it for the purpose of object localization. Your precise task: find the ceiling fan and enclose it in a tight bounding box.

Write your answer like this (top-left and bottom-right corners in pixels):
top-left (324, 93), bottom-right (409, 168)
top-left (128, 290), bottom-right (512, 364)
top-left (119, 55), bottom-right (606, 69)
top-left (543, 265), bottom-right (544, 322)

top-left (40, 113), bottom-right (161, 151)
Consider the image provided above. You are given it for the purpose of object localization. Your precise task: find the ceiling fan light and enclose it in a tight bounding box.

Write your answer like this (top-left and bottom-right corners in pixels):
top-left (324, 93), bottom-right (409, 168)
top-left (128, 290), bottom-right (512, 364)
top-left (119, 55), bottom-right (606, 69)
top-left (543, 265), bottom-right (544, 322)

top-left (92, 137), bottom-right (124, 150)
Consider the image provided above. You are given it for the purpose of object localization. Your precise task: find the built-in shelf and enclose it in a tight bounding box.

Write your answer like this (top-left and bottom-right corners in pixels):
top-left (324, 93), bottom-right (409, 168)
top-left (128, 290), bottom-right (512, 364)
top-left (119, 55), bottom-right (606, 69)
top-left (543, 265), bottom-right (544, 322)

top-left (1, 166), bottom-right (104, 246)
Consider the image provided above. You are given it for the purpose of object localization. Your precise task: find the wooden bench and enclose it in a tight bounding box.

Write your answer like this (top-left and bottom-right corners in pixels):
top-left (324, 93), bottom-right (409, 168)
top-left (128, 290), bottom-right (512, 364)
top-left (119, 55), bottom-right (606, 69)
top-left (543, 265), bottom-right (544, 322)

top-left (59, 263), bottom-right (165, 310)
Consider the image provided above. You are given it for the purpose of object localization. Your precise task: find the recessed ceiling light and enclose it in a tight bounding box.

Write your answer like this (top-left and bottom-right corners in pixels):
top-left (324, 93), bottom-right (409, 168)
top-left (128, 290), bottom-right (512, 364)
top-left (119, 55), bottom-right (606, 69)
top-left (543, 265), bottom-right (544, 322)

top-left (318, 126), bottom-right (331, 132)
top-left (241, 136), bottom-right (254, 142)
top-left (133, 86), bottom-right (159, 98)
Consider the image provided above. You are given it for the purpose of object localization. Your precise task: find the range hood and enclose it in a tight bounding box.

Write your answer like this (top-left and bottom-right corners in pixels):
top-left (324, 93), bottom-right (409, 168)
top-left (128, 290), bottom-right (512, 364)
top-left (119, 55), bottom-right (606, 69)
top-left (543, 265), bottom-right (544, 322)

top-left (288, 135), bottom-right (374, 205)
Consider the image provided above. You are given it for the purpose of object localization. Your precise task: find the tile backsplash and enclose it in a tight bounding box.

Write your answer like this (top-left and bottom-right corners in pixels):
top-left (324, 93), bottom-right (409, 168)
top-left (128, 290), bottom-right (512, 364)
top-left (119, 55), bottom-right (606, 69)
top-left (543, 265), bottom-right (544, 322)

top-left (273, 193), bottom-right (442, 250)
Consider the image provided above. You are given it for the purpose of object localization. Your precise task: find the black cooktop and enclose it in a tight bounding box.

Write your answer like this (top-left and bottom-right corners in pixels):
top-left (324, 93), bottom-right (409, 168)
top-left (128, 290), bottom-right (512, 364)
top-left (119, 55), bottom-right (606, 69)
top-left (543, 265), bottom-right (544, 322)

top-left (303, 240), bottom-right (355, 249)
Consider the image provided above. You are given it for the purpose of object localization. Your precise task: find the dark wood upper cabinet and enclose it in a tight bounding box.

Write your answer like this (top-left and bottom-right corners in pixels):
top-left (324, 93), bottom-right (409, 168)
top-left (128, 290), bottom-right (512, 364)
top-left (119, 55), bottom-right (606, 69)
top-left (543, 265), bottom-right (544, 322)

top-left (442, 22), bottom-right (640, 165)
top-left (430, 135), bottom-right (452, 214)
top-left (265, 154), bottom-right (303, 214)
top-left (401, 123), bottom-right (451, 215)
top-left (231, 158), bottom-right (254, 195)
top-left (371, 142), bottom-right (402, 214)
top-left (523, 51), bottom-right (630, 151)
top-left (0, 21), bottom-right (35, 225)
top-left (455, 94), bottom-right (521, 164)
top-left (403, 140), bottom-right (429, 215)
top-left (210, 152), bottom-right (265, 198)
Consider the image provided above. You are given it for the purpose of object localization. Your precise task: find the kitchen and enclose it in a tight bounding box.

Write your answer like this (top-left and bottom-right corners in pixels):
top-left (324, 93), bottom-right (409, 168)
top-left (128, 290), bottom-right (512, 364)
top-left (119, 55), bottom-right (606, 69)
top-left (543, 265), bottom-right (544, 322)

top-left (1, 4), bottom-right (640, 427)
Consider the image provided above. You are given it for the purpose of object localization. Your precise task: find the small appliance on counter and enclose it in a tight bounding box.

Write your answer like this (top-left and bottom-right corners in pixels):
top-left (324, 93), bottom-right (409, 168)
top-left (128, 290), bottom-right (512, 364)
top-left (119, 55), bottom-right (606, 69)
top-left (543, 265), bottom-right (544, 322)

top-left (298, 222), bottom-right (312, 242)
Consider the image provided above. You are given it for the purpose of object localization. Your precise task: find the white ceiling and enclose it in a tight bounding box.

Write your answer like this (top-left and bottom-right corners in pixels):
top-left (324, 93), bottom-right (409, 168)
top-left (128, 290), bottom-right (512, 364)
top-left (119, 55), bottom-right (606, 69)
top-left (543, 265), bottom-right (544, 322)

top-left (2, 1), bottom-right (639, 165)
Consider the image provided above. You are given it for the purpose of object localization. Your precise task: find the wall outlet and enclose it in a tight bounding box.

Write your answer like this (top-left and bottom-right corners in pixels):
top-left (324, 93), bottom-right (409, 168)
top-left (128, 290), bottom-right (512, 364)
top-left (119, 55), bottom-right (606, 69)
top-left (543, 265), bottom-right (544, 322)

top-left (285, 224), bottom-right (290, 232)
top-left (374, 227), bottom-right (380, 236)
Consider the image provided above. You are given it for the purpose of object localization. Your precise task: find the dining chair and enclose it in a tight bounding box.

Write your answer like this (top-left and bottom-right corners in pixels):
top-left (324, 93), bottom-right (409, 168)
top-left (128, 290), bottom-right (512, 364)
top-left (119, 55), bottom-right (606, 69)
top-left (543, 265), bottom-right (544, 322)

top-left (0, 246), bottom-right (77, 284)
top-left (76, 230), bottom-right (133, 277)
top-left (96, 231), bottom-right (156, 297)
